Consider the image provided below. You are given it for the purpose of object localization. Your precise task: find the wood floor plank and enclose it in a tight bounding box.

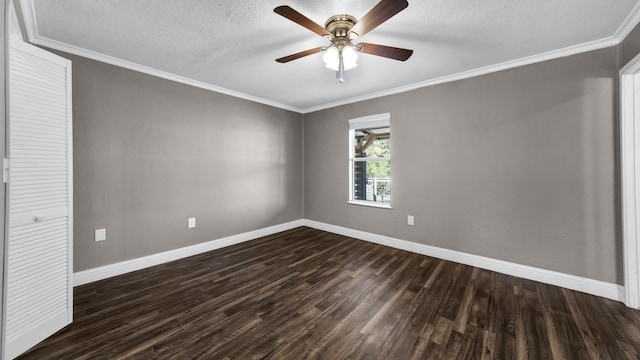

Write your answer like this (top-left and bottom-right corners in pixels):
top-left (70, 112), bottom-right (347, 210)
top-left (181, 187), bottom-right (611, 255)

top-left (16, 227), bottom-right (640, 359)
top-left (522, 288), bottom-right (553, 360)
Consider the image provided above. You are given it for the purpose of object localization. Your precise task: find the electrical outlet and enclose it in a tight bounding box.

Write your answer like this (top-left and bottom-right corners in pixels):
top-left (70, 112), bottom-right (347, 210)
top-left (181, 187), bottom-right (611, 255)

top-left (95, 228), bottom-right (106, 242)
top-left (407, 215), bottom-right (414, 226)
top-left (188, 217), bottom-right (196, 229)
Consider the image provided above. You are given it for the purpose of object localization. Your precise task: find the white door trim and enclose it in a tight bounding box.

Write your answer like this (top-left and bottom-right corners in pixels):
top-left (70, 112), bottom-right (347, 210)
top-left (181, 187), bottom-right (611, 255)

top-left (620, 53), bottom-right (640, 309)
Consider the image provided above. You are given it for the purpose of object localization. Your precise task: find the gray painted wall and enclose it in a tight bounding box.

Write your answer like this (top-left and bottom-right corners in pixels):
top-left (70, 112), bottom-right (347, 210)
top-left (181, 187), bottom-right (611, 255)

top-left (43, 19), bottom-right (640, 280)
top-left (304, 47), bottom-right (620, 283)
top-left (621, 22), bottom-right (640, 68)
top-left (65, 53), bottom-right (303, 272)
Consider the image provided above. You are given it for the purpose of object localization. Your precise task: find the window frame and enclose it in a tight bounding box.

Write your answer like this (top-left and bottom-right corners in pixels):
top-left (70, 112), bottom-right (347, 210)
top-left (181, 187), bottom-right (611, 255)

top-left (348, 113), bottom-right (392, 209)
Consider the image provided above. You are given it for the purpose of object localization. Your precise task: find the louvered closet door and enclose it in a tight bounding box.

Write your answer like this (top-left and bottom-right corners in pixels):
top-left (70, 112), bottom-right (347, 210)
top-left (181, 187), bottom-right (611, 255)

top-left (4, 39), bottom-right (72, 359)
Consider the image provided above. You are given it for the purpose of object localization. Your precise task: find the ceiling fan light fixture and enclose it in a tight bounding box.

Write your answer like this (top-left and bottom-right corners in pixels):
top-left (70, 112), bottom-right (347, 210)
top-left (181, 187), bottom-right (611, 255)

top-left (274, 0), bottom-right (412, 82)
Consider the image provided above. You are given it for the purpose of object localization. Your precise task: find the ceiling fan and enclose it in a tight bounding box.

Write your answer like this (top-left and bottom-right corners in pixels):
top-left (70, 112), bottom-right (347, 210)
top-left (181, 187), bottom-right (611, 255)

top-left (274, 0), bottom-right (413, 83)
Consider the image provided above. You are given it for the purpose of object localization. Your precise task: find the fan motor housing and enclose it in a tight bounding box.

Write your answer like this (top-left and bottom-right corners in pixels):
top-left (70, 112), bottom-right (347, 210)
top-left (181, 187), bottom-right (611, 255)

top-left (325, 14), bottom-right (358, 39)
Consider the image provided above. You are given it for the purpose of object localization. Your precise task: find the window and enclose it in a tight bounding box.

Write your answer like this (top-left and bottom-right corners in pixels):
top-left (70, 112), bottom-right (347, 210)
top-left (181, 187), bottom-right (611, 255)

top-left (348, 113), bottom-right (391, 208)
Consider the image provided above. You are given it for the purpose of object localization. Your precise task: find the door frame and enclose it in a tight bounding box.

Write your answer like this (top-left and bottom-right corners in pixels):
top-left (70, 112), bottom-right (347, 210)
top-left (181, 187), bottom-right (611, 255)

top-left (621, 52), bottom-right (640, 309)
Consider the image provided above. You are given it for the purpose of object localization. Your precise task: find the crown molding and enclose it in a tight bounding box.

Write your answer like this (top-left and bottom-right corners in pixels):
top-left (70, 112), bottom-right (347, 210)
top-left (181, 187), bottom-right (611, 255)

top-left (28, 36), bottom-right (304, 113)
top-left (18, 1), bottom-right (303, 113)
top-left (9, 0), bottom-right (25, 41)
top-left (18, 0), bottom-right (640, 115)
top-left (306, 3), bottom-right (640, 114)
top-left (17, 0), bottom-right (36, 41)
top-left (613, 0), bottom-right (640, 42)
top-left (302, 36), bottom-right (618, 113)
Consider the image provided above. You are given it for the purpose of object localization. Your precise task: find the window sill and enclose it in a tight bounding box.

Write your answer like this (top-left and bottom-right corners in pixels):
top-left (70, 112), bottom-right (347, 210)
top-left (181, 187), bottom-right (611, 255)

top-left (347, 200), bottom-right (393, 209)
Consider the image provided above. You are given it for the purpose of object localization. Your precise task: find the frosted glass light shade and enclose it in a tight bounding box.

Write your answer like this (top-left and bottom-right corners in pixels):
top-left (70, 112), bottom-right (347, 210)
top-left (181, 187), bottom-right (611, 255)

top-left (322, 46), bottom-right (340, 71)
top-left (342, 45), bottom-right (358, 70)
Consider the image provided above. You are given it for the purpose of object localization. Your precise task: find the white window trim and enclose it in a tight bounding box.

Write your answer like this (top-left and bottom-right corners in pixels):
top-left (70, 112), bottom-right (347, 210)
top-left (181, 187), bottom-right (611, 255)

top-left (348, 113), bottom-right (392, 209)
top-left (347, 199), bottom-right (393, 209)
top-left (348, 113), bottom-right (391, 130)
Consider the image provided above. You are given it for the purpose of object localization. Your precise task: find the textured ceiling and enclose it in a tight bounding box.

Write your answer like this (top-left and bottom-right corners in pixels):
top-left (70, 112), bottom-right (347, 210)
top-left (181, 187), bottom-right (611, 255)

top-left (19, 0), bottom-right (640, 112)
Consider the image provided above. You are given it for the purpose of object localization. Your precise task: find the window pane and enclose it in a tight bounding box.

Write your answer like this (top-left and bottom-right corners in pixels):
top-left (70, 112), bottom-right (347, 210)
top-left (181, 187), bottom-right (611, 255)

top-left (353, 160), bottom-right (391, 203)
top-left (354, 127), bottom-right (390, 159)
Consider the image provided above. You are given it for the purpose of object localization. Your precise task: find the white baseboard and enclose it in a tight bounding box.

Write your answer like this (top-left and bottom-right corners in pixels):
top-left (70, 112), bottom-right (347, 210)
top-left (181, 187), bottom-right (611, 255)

top-left (73, 220), bottom-right (305, 286)
top-left (302, 220), bottom-right (624, 302)
top-left (74, 218), bottom-right (625, 303)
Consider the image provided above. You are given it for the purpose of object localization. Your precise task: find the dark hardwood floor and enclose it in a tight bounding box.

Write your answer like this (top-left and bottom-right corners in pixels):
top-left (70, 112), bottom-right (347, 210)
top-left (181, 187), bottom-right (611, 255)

top-left (18, 226), bottom-right (640, 359)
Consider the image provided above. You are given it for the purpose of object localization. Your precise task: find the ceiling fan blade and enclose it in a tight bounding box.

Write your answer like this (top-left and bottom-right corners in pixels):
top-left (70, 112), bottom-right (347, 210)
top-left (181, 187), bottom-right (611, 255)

top-left (358, 43), bottom-right (413, 61)
top-left (274, 6), bottom-right (331, 38)
top-left (350, 0), bottom-right (408, 38)
top-left (276, 46), bottom-right (325, 63)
